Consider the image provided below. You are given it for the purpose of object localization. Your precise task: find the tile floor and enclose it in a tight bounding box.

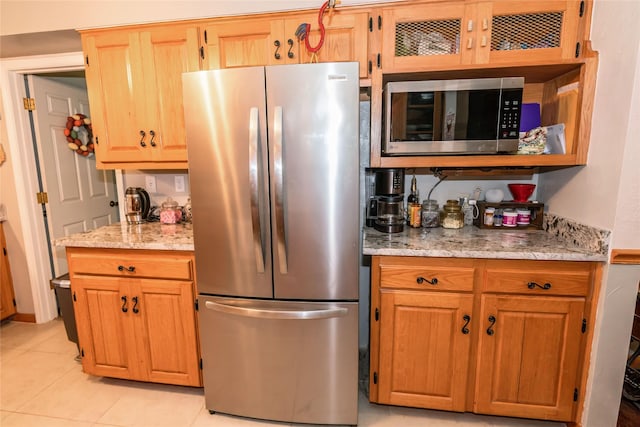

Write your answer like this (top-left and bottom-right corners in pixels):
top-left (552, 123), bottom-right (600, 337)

top-left (1, 318), bottom-right (566, 427)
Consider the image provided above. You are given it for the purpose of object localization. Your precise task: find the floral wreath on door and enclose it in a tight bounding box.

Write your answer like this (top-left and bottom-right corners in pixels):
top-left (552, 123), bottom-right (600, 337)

top-left (63, 114), bottom-right (95, 157)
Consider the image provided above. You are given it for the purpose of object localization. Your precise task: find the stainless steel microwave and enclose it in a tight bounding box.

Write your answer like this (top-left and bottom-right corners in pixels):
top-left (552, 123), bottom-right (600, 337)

top-left (383, 77), bottom-right (524, 155)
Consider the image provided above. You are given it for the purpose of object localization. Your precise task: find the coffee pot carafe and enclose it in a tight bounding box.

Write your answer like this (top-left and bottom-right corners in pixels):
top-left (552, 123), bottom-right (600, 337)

top-left (125, 187), bottom-right (150, 224)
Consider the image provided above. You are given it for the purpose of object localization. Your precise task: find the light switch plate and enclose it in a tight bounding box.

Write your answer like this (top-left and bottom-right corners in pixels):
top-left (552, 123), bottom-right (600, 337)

top-left (145, 175), bottom-right (157, 193)
top-left (174, 175), bottom-right (185, 193)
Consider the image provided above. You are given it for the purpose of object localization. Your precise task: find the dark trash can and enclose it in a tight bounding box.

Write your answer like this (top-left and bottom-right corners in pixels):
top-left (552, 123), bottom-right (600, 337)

top-left (51, 273), bottom-right (79, 353)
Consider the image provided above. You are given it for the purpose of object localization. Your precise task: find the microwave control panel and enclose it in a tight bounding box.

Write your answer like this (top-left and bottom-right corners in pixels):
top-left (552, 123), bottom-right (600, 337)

top-left (498, 89), bottom-right (523, 139)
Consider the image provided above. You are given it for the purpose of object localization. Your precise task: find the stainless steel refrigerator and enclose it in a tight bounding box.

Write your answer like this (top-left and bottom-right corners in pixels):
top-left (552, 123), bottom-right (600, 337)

top-left (182, 62), bottom-right (360, 425)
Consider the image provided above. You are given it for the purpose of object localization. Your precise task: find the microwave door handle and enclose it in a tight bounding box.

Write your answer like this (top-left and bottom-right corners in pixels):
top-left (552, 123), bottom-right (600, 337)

top-left (273, 106), bottom-right (288, 274)
top-left (204, 301), bottom-right (348, 320)
top-left (249, 107), bottom-right (265, 273)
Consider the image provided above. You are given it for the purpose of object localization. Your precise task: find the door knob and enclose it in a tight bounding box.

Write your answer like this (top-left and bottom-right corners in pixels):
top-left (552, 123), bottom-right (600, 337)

top-left (110, 201), bottom-right (119, 207)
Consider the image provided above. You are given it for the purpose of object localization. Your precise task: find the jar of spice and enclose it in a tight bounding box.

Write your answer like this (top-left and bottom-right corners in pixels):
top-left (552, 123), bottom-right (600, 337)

top-left (160, 197), bottom-right (182, 224)
top-left (421, 199), bottom-right (440, 228)
top-left (408, 202), bottom-right (422, 228)
top-left (440, 200), bottom-right (464, 229)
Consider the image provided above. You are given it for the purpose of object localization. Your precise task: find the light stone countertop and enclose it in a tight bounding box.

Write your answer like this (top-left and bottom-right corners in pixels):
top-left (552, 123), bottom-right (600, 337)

top-left (363, 226), bottom-right (607, 262)
top-left (54, 222), bottom-right (194, 251)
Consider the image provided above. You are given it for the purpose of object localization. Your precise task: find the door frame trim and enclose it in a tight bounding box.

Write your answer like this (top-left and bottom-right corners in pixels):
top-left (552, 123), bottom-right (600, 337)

top-left (1, 52), bottom-right (125, 322)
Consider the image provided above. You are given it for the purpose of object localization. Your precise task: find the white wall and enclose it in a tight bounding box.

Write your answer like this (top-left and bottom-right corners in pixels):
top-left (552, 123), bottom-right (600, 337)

top-left (537, 1), bottom-right (640, 426)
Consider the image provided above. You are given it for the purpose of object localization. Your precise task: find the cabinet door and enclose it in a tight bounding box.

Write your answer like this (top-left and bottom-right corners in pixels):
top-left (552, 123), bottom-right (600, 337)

top-left (475, 294), bottom-right (584, 421)
top-left (202, 18), bottom-right (292, 69)
top-left (83, 31), bottom-right (150, 164)
top-left (291, 11), bottom-right (369, 78)
top-left (72, 276), bottom-right (138, 380)
top-left (133, 279), bottom-right (201, 386)
top-left (475, 1), bottom-right (581, 65)
top-left (381, 2), bottom-right (474, 72)
top-left (139, 25), bottom-right (200, 163)
top-left (377, 290), bottom-right (473, 411)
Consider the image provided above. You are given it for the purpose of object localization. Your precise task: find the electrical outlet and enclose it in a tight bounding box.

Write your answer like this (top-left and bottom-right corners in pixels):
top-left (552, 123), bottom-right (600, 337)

top-left (174, 176), bottom-right (185, 193)
top-left (145, 175), bottom-right (157, 193)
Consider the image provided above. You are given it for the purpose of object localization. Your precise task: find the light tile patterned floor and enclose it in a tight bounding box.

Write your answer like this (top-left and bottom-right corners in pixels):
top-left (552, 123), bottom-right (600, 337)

top-left (0, 318), bottom-right (565, 427)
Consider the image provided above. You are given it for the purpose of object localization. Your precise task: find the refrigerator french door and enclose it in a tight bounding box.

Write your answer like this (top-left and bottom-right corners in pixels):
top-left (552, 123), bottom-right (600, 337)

top-left (182, 62), bottom-right (360, 425)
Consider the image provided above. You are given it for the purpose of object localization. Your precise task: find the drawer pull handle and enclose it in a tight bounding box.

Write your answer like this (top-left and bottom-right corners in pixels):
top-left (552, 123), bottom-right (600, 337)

top-left (139, 130), bottom-right (146, 147)
top-left (486, 315), bottom-right (496, 335)
top-left (527, 281), bottom-right (551, 290)
top-left (416, 276), bottom-right (438, 285)
top-left (149, 130), bottom-right (156, 147)
top-left (274, 40), bottom-right (281, 60)
top-left (462, 314), bottom-right (471, 334)
top-left (117, 265), bottom-right (136, 273)
top-left (121, 296), bottom-right (128, 313)
top-left (132, 296), bottom-right (139, 314)
top-left (287, 38), bottom-right (294, 58)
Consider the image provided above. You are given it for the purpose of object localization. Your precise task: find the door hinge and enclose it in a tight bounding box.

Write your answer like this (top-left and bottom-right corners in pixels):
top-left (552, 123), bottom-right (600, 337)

top-left (375, 307), bottom-right (379, 321)
top-left (199, 358), bottom-right (203, 370)
top-left (36, 192), bottom-right (48, 204)
top-left (373, 372), bottom-right (378, 384)
top-left (574, 388), bottom-right (579, 401)
top-left (582, 318), bottom-right (587, 333)
top-left (579, 1), bottom-right (585, 17)
top-left (575, 42), bottom-right (581, 58)
top-left (23, 97), bottom-right (36, 111)
top-left (95, 136), bottom-right (99, 145)
top-left (81, 348), bottom-right (85, 357)
top-left (73, 291), bottom-right (77, 302)
top-left (195, 299), bottom-right (199, 311)
top-left (12, 298), bottom-right (16, 307)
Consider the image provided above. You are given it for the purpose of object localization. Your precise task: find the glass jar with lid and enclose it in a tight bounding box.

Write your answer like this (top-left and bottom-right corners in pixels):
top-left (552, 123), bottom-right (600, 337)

top-left (440, 199), bottom-right (464, 229)
top-left (160, 197), bottom-right (182, 224)
top-left (421, 199), bottom-right (440, 228)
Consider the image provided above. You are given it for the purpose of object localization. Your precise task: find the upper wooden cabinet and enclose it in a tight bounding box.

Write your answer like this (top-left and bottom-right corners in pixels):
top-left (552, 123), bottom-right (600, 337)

top-left (380, 1), bottom-right (584, 73)
top-left (202, 10), bottom-right (369, 78)
top-left (81, 24), bottom-right (201, 169)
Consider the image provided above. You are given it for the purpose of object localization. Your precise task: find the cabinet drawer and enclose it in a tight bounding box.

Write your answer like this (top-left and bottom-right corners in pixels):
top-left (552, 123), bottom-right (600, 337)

top-left (378, 258), bottom-right (476, 292)
top-left (68, 248), bottom-right (194, 281)
top-left (484, 260), bottom-right (592, 296)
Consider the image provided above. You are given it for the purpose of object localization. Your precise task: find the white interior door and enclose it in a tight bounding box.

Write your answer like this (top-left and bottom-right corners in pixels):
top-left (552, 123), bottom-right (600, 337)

top-left (29, 75), bottom-right (119, 277)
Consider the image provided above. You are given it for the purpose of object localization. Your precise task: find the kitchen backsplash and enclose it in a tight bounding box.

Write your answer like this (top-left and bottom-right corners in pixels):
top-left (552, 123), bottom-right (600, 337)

top-left (122, 170), bottom-right (190, 209)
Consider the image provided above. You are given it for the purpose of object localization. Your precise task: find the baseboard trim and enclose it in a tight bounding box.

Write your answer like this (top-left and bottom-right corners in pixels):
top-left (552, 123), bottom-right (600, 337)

top-left (12, 312), bottom-right (36, 323)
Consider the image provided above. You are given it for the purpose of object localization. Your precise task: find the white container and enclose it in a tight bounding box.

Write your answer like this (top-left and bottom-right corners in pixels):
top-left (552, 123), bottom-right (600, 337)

top-left (483, 207), bottom-right (496, 226)
top-left (516, 209), bottom-right (531, 225)
top-left (485, 189), bottom-right (504, 203)
top-left (503, 211), bottom-right (518, 227)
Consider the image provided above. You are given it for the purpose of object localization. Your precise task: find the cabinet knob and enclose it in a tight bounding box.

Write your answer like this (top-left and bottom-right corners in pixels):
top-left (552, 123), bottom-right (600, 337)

top-left (416, 276), bottom-right (438, 285)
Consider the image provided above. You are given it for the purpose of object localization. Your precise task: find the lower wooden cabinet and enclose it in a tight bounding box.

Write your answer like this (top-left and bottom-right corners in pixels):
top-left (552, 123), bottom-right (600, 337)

top-left (0, 222), bottom-right (17, 320)
top-left (67, 247), bottom-right (201, 387)
top-left (369, 256), bottom-right (601, 423)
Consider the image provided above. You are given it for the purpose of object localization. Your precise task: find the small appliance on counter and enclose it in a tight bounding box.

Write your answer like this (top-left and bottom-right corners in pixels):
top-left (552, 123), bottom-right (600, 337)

top-left (124, 187), bottom-right (150, 224)
top-left (373, 168), bottom-right (405, 233)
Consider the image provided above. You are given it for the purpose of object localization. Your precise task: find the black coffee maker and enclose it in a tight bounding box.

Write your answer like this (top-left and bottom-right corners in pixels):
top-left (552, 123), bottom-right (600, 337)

top-left (369, 168), bottom-right (405, 233)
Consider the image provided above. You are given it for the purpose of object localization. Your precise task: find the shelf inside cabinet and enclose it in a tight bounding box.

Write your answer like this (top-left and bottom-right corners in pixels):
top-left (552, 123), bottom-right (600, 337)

top-left (372, 55), bottom-right (597, 169)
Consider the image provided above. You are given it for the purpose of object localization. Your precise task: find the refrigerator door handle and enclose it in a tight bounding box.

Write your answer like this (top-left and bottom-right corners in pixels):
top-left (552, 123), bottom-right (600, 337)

top-left (249, 107), bottom-right (265, 273)
top-left (273, 105), bottom-right (288, 274)
top-left (204, 300), bottom-right (348, 320)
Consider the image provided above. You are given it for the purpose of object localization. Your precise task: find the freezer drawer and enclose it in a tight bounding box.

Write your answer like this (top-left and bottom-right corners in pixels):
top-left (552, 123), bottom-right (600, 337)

top-left (199, 296), bottom-right (358, 425)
